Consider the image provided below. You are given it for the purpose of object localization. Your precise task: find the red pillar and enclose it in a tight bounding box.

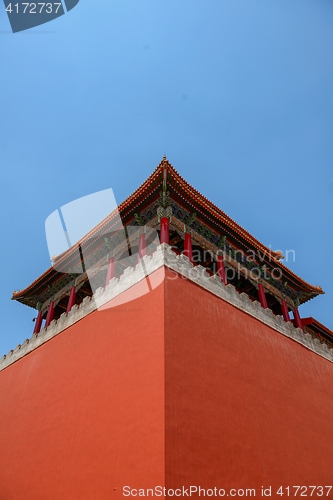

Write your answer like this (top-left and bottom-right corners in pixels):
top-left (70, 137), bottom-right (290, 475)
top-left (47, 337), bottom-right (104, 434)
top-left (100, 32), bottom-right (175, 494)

top-left (184, 233), bottom-right (193, 263)
top-left (217, 255), bottom-right (227, 285)
top-left (160, 217), bottom-right (169, 245)
top-left (293, 307), bottom-right (304, 331)
top-left (66, 286), bottom-right (76, 314)
top-left (138, 233), bottom-right (146, 261)
top-left (105, 257), bottom-right (115, 286)
top-left (258, 283), bottom-right (268, 309)
top-left (33, 310), bottom-right (43, 335)
top-left (45, 302), bottom-right (55, 328)
top-left (281, 299), bottom-right (291, 322)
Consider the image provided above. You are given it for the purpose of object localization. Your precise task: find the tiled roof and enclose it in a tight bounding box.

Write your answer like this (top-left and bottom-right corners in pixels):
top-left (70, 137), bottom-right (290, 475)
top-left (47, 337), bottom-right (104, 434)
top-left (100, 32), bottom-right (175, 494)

top-left (12, 157), bottom-right (323, 304)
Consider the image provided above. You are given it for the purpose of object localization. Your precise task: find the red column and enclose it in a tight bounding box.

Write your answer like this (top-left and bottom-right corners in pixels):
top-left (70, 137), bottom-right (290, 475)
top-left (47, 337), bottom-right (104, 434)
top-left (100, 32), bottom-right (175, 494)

top-left (105, 257), bottom-right (115, 286)
top-left (45, 302), bottom-right (55, 328)
top-left (217, 254), bottom-right (227, 285)
top-left (160, 217), bottom-right (169, 245)
top-left (184, 233), bottom-right (193, 263)
top-left (293, 307), bottom-right (304, 331)
top-left (258, 283), bottom-right (268, 309)
top-left (281, 299), bottom-right (291, 322)
top-left (138, 233), bottom-right (146, 261)
top-left (66, 286), bottom-right (76, 314)
top-left (33, 310), bottom-right (43, 335)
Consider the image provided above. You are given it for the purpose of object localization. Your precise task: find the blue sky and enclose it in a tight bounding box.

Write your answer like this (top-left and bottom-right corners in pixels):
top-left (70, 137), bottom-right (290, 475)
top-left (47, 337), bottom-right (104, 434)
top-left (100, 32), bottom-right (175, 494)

top-left (1, 0), bottom-right (332, 355)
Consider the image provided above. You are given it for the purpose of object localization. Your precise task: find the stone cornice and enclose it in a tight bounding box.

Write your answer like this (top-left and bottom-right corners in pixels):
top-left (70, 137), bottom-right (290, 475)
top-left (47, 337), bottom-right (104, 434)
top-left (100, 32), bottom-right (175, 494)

top-left (1, 244), bottom-right (332, 372)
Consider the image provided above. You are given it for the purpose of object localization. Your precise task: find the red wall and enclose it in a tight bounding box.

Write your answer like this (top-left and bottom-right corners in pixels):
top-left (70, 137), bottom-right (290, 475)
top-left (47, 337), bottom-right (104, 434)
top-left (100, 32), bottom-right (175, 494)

top-left (0, 274), bottom-right (165, 500)
top-left (165, 270), bottom-right (333, 495)
top-left (2, 268), bottom-right (333, 499)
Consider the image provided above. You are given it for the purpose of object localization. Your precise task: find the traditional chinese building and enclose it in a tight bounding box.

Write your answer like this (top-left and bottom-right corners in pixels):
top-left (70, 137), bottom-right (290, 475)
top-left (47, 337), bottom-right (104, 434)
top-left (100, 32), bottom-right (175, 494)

top-left (1, 157), bottom-right (333, 499)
